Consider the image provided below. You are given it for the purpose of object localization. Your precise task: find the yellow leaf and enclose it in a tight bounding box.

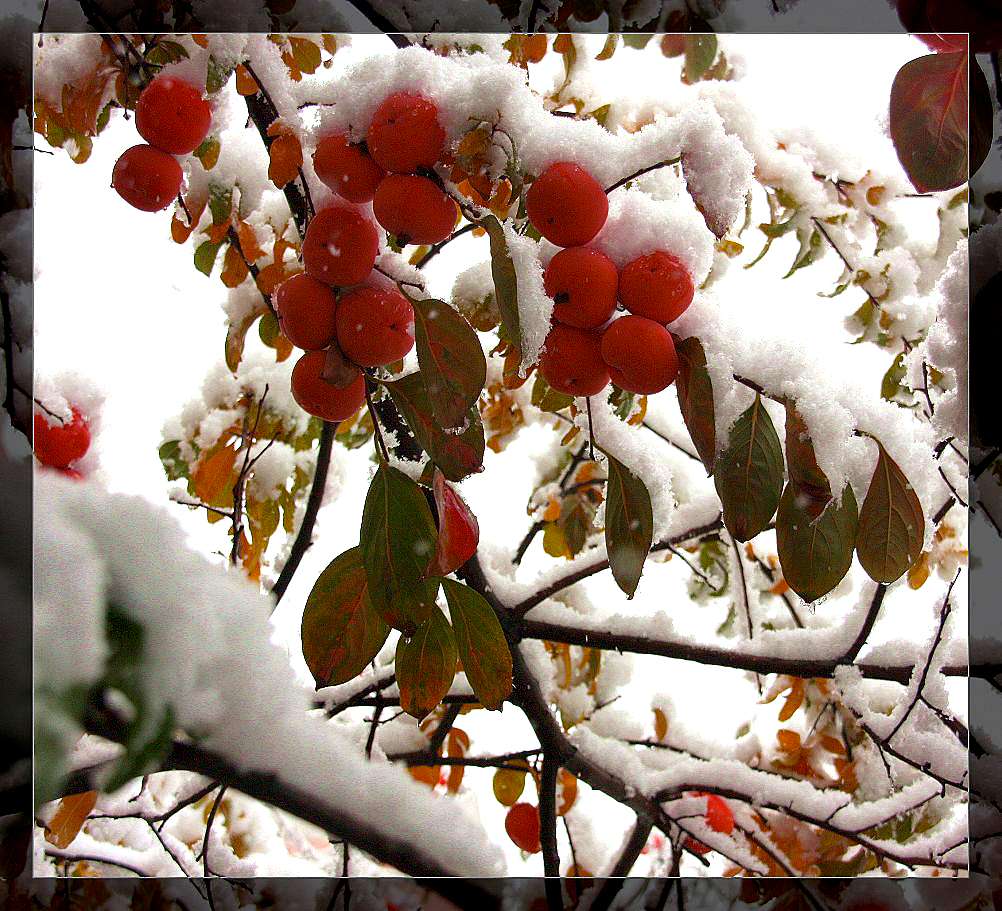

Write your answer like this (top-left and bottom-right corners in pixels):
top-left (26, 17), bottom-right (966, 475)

top-left (45, 791), bottom-right (98, 849)
top-left (908, 551), bottom-right (931, 590)
top-left (557, 770), bottom-right (577, 815)
top-left (235, 64), bottom-right (258, 96)
top-left (653, 708), bottom-right (668, 742)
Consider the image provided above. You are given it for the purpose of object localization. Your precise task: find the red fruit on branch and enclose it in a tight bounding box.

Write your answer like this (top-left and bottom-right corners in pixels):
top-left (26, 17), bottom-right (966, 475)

top-left (505, 803), bottom-right (542, 854)
top-left (367, 91), bottom-right (447, 173)
top-left (428, 470), bottom-right (480, 576)
top-left (543, 247), bottom-right (618, 329)
top-left (112, 144), bottom-right (183, 212)
top-left (312, 133), bottom-right (386, 203)
top-left (335, 286), bottom-right (415, 367)
top-left (600, 316), bottom-right (679, 395)
top-left (302, 206), bottom-right (380, 287)
top-left (290, 350), bottom-right (365, 422)
top-left (526, 162), bottom-right (608, 247)
top-left (372, 174), bottom-right (458, 246)
top-left (135, 75), bottom-right (212, 155)
top-left (273, 273), bottom-right (339, 350)
top-left (618, 251), bottom-right (694, 324)
top-left (538, 323), bottom-right (610, 397)
top-left (34, 407), bottom-right (90, 469)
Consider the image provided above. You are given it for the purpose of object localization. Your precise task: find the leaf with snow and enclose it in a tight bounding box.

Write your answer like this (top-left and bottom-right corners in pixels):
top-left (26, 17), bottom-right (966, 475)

top-left (483, 214), bottom-right (522, 367)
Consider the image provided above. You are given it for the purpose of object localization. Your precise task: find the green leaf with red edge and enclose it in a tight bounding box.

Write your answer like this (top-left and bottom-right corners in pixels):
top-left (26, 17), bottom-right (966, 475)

top-left (674, 335), bottom-right (716, 475)
top-left (784, 403), bottom-right (832, 518)
top-left (360, 463), bottom-right (440, 636)
top-left (601, 450), bottom-right (654, 598)
top-left (440, 579), bottom-right (512, 711)
top-left (855, 440), bottom-right (925, 583)
top-left (396, 609), bottom-right (458, 721)
top-left (385, 372), bottom-right (485, 482)
top-left (483, 215), bottom-right (522, 367)
top-left (301, 547), bottom-right (389, 688)
top-left (714, 394), bottom-right (784, 542)
top-left (776, 483), bottom-right (858, 603)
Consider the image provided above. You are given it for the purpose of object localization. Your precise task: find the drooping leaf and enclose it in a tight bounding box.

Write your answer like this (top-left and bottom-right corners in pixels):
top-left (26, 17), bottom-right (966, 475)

top-left (146, 39), bottom-right (189, 67)
top-left (428, 470), bottom-right (480, 576)
top-left (396, 609), bottom-right (458, 721)
top-left (158, 440), bottom-right (189, 481)
top-left (596, 34), bottom-right (619, 60)
top-left (683, 34), bottom-right (717, 82)
top-left (602, 451), bottom-right (654, 598)
top-left (206, 55), bottom-right (236, 94)
top-left (289, 37), bottom-right (322, 74)
top-left (268, 130), bottom-right (303, 190)
top-left (302, 547), bottom-right (389, 687)
top-left (441, 579), bottom-right (512, 710)
top-left (674, 336), bottom-right (716, 474)
top-left (482, 214), bottom-right (522, 365)
top-left (44, 791), bottom-right (98, 848)
top-left (783, 226), bottom-right (823, 279)
top-left (224, 296), bottom-right (271, 373)
top-left (623, 35), bottom-right (653, 50)
top-left (784, 403), bottom-right (832, 516)
top-left (194, 136), bottom-right (220, 170)
top-left (194, 240), bottom-right (223, 277)
top-left (531, 373), bottom-right (574, 414)
top-left (493, 765), bottom-right (528, 806)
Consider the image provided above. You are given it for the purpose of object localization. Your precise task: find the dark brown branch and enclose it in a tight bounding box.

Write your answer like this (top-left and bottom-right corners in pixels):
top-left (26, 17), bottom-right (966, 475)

top-left (605, 157), bottom-right (683, 194)
top-left (589, 813), bottom-right (654, 910)
top-left (539, 752), bottom-right (560, 885)
top-left (0, 282), bottom-right (29, 438)
top-left (413, 222), bottom-right (478, 268)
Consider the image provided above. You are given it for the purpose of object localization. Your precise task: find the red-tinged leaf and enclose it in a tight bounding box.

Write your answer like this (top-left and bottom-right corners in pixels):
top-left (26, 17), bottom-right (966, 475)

top-left (784, 403), bottom-right (832, 518)
top-left (301, 547), bottom-right (389, 688)
top-left (855, 441), bottom-right (925, 583)
top-left (602, 450), bottom-right (654, 598)
top-left (674, 336), bottom-right (716, 474)
top-left (428, 470), bottom-right (480, 577)
top-left (441, 579), bottom-right (512, 711)
top-left (396, 609), bottom-right (458, 721)
top-left (44, 791), bottom-right (97, 848)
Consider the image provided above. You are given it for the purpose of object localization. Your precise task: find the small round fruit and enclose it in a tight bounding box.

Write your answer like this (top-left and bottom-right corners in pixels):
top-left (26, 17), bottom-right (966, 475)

top-left (112, 144), bottom-right (183, 212)
top-left (34, 407), bottom-right (90, 469)
top-left (505, 803), bottom-right (542, 854)
top-left (526, 162), bottom-right (608, 247)
top-left (290, 350), bottom-right (365, 422)
top-left (367, 91), bottom-right (447, 174)
top-left (538, 323), bottom-right (609, 397)
top-left (312, 133), bottom-right (386, 203)
top-left (372, 174), bottom-right (457, 246)
top-left (302, 206), bottom-right (380, 287)
top-left (135, 75), bottom-right (212, 155)
top-left (335, 286), bottom-right (415, 367)
top-left (273, 273), bottom-right (338, 350)
top-left (600, 316), bottom-right (679, 395)
top-left (544, 247), bottom-right (618, 329)
top-left (618, 251), bottom-right (694, 324)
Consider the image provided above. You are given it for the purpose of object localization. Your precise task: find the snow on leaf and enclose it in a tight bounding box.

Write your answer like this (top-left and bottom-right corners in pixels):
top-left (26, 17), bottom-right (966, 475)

top-left (483, 214), bottom-right (522, 368)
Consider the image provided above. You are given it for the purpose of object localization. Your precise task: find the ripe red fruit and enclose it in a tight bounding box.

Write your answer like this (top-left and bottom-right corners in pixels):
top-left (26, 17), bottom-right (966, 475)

top-left (505, 803), bottom-right (542, 854)
top-left (335, 286), bottom-right (415, 367)
top-left (600, 316), bottom-right (679, 395)
top-left (538, 323), bottom-right (609, 397)
top-left (543, 247), bottom-right (618, 329)
top-left (618, 251), bottom-right (694, 324)
top-left (428, 470), bottom-right (480, 576)
top-left (703, 794), bottom-right (734, 835)
top-left (302, 206), bottom-right (380, 287)
top-left (135, 75), bottom-right (212, 155)
top-left (112, 144), bottom-right (183, 212)
top-left (526, 162), bottom-right (608, 247)
top-left (367, 92), bottom-right (447, 174)
top-left (290, 350), bottom-right (365, 422)
top-left (273, 273), bottom-right (339, 350)
top-left (372, 174), bottom-right (457, 246)
top-left (34, 407), bottom-right (90, 469)
top-left (312, 133), bottom-right (386, 203)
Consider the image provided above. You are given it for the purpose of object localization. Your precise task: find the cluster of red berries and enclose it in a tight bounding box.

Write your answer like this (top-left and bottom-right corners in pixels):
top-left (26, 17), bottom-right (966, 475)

top-left (113, 75), bottom-right (213, 212)
top-left (34, 407), bottom-right (91, 479)
top-left (529, 162), bottom-right (694, 398)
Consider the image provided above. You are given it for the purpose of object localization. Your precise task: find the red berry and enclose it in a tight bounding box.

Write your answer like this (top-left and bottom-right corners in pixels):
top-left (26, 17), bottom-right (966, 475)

top-left (302, 206), bottom-right (380, 287)
top-left (290, 350), bottom-right (365, 422)
top-left (112, 144), bottom-right (183, 212)
top-left (135, 75), bottom-right (212, 155)
top-left (526, 162), bottom-right (608, 247)
top-left (704, 794), bottom-right (734, 835)
top-left (312, 133), bottom-right (386, 203)
top-left (367, 92), bottom-right (447, 174)
top-left (372, 174), bottom-right (457, 246)
top-left (335, 286), bottom-right (415, 367)
top-left (428, 470), bottom-right (480, 576)
top-left (34, 407), bottom-right (90, 469)
top-left (618, 251), bottom-right (694, 324)
top-left (505, 803), bottom-right (542, 854)
top-left (601, 316), bottom-right (679, 395)
top-left (538, 323), bottom-right (609, 397)
top-left (544, 247), bottom-right (618, 329)
top-left (273, 273), bottom-right (339, 350)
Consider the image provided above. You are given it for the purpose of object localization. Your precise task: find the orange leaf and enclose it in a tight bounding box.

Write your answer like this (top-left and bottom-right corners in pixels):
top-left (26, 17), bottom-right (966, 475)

top-left (274, 333), bottom-right (293, 362)
top-left (409, 765), bottom-right (439, 788)
top-left (776, 729), bottom-right (801, 753)
top-left (557, 770), bottom-right (577, 815)
top-left (269, 132), bottom-right (303, 189)
top-left (192, 444), bottom-right (238, 507)
top-left (192, 34), bottom-right (209, 48)
top-left (45, 791), bottom-right (98, 849)
top-left (220, 244), bottom-right (249, 288)
top-left (654, 708), bottom-right (669, 742)
top-left (235, 64), bottom-right (258, 96)
top-left (820, 735), bottom-right (846, 756)
top-left (255, 262), bottom-right (290, 297)
top-left (777, 679), bottom-right (804, 722)
top-left (236, 221), bottom-right (266, 262)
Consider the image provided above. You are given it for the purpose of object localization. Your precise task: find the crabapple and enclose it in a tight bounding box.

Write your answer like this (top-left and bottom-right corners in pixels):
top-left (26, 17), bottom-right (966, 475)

top-left (543, 247), bottom-right (618, 329)
top-left (505, 803), bottom-right (542, 854)
top-left (273, 273), bottom-right (338, 350)
top-left (112, 144), bottom-right (183, 212)
top-left (366, 92), bottom-right (447, 174)
top-left (335, 286), bottom-right (415, 367)
top-left (600, 316), bottom-right (679, 395)
top-left (302, 206), bottom-right (380, 287)
top-left (618, 251), bottom-right (694, 324)
top-left (428, 470), bottom-right (480, 576)
top-left (373, 174), bottom-right (457, 246)
top-left (526, 162), bottom-right (608, 247)
top-left (135, 75), bottom-right (212, 155)
top-left (290, 350), bottom-right (366, 422)
top-left (538, 323), bottom-right (610, 397)
top-left (312, 133), bottom-right (386, 203)
top-left (34, 407), bottom-right (90, 469)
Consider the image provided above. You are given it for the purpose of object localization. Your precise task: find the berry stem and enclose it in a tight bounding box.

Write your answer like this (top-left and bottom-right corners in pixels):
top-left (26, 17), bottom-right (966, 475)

top-left (604, 156), bottom-right (683, 195)
top-left (585, 395), bottom-right (596, 462)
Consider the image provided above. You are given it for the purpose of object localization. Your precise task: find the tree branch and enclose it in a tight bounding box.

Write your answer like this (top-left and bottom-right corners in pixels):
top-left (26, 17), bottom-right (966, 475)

top-left (589, 813), bottom-right (654, 911)
top-left (539, 752), bottom-right (560, 883)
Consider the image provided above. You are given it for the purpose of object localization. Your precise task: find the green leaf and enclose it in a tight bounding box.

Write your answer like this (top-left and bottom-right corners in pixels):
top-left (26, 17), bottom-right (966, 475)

top-left (158, 440), bottom-right (189, 481)
top-left (776, 483), bottom-right (858, 603)
top-left (34, 684), bottom-right (91, 808)
top-left (586, 103), bottom-right (612, 129)
top-left (396, 609), bottom-right (458, 721)
top-left (881, 351), bottom-right (909, 402)
top-left (360, 463), bottom-right (440, 635)
top-left (623, 35), bottom-right (653, 50)
top-left (602, 451), bottom-right (654, 598)
top-left (674, 336), bottom-right (716, 474)
top-left (784, 403), bottom-right (832, 517)
top-left (441, 579), bottom-right (512, 711)
top-left (146, 39), bottom-right (189, 66)
top-left (194, 240), bottom-right (223, 277)
top-left (684, 34), bottom-right (717, 82)
top-left (783, 226), bottom-right (823, 278)
top-left (301, 547), bottom-right (390, 687)
top-left (855, 440), bottom-right (925, 583)
top-left (531, 373), bottom-right (574, 413)
top-left (206, 55), bottom-right (236, 94)
top-left (208, 184), bottom-right (233, 225)
top-left (482, 214), bottom-right (522, 366)
top-left (714, 394), bottom-right (784, 541)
